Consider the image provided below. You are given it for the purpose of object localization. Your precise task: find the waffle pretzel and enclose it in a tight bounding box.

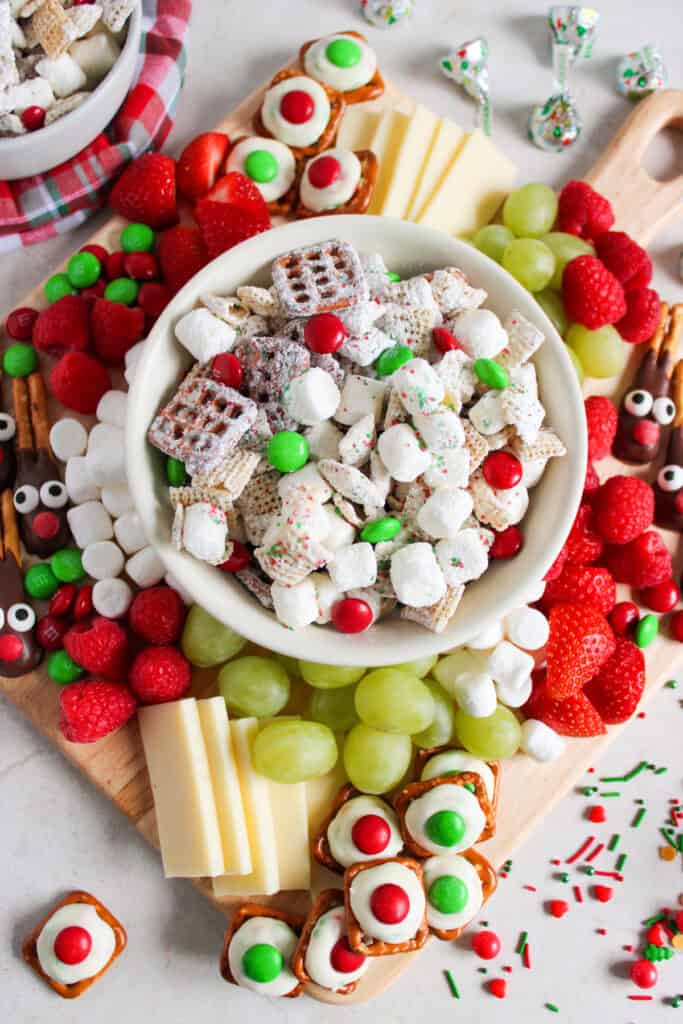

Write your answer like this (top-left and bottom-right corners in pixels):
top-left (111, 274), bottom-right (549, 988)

top-left (254, 69), bottom-right (345, 158)
top-left (411, 746), bottom-right (501, 833)
top-left (393, 772), bottom-right (496, 858)
top-left (219, 904), bottom-right (305, 998)
top-left (271, 238), bottom-right (369, 318)
top-left (295, 150), bottom-right (378, 219)
top-left (427, 848), bottom-right (498, 941)
top-left (344, 857), bottom-right (429, 957)
top-left (298, 31), bottom-right (385, 105)
top-left (291, 888), bottom-right (361, 995)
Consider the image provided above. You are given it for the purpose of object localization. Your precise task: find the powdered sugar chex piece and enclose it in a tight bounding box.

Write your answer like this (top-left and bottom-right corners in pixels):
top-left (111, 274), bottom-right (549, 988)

top-left (427, 267), bottom-right (486, 316)
top-left (335, 373), bottom-right (388, 425)
top-left (498, 310), bottom-right (545, 369)
top-left (392, 358), bottom-right (444, 416)
top-left (400, 584), bottom-right (464, 633)
top-left (339, 326), bottom-right (396, 367)
top-left (339, 414), bottom-right (375, 467)
top-left (470, 470), bottom-right (529, 530)
top-left (318, 459), bottom-right (382, 507)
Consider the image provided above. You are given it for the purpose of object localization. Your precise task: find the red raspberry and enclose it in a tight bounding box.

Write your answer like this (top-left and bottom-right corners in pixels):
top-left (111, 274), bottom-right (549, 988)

top-left (49, 352), bottom-right (111, 414)
top-left (138, 282), bottom-right (172, 319)
top-left (541, 565), bottom-right (616, 617)
top-left (128, 586), bottom-right (186, 645)
top-left (584, 395), bottom-right (617, 460)
top-left (105, 251), bottom-right (127, 280)
top-left (615, 287), bottom-right (662, 344)
top-left (584, 463), bottom-right (600, 499)
top-left (128, 647), bottom-right (192, 704)
top-left (565, 504), bottom-right (604, 565)
top-left (6, 306), bottom-right (38, 340)
top-left (91, 298), bottom-right (145, 365)
top-left (592, 475), bottom-right (654, 544)
top-left (80, 280), bottom-right (107, 303)
top-left (584, 639), bottom-right (645, 724)
top-left (33, 295), bottom-right (90, 357)
top-left (59, 681), bottom-right (137, 743)
top-left (562, 255), bottom-right (626, 329)
top-left (556, 180), bottom-right (615, 240)
top-left (63, 617), bottom-right (130, 679)
top-left (123, 251), bottom-right (158, 281)
top-left (603, 530), bottom-right (672, 589)
top-left (593, 231), bottom-right (652, 291)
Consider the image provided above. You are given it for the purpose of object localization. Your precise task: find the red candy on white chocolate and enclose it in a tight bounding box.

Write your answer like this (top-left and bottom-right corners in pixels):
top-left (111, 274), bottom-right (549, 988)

top-left (370, 883), bottom-right (410, 924)
top-left (280, 89), bottom-right (314, 123)
top-left (54, 926), bottom-right (92, 965)
top-left (308, 155), bottom-right (341, 189)
top-left (351, 814), bottom-right (391, 855)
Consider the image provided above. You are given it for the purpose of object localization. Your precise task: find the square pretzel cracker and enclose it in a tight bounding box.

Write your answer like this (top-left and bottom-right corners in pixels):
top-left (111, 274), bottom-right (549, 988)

top-left (254, 68), bottom-right (345, 158)
top-left (344, 857), bottom-right (429, 957)
top-left (428, 848), bottom-right (498, 941)
top-left (219, 903), bottom-right (305, 997)
top-left (292, 888), bottom-right (361, 995)
top-left (295, 150), bottom-right (378, 218)
top-left (311, 782), bottom-right (367, 875)
top-left (412, 744), bottom-right (501, 831)
top-left (393, 773), bottom-right (495, 858)
top-left (298, 30), bottom-right (385, 105)
top-left (271, 238), bottom-right (369, 318)
top-left (230, 134), bottom-right (302, 217)
top-left (22, 891), bottom-right (127, 999)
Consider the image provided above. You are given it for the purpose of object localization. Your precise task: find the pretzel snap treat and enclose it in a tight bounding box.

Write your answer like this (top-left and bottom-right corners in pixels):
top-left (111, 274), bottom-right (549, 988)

top-left (0, 488), bottom-right (42, 678)
top-left (226, 136), bottom-right (301, 217)
top-left (344, 856), bottom-right (429, 956)
top-left (296, 149), bottom-right (378, 218)
top-left (414, 745), bottom-right (501, 827)
top-left (299, 31), bottom-right (384, 104)
top-left (654, 350), bottom-right (683, 531)
top-left (293, 889), bottom-right (368, 994)
top-left (312, 783), bottom-right (404, 874)
top-left (255, 69), bottom-right (345, 158)
top-left (220, 904), bottom-right (304, 998)
top-left (423, 848), bottom-right (497, 941)
top-left (22, 891), bottom-right (126, 999)
top-left (394, 773), bottom-right (495, 858)
top-left (613, 303), bottom-right (682, 464)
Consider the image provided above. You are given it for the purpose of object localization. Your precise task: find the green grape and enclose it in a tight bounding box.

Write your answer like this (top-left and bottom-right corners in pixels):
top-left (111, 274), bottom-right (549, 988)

top-left (343, 723), bottom-right (412, 794)
top-left (433, 649), bottom-right (487, 698)
top-left (391, 655), bottom-right (438, 678)
top-left (355, 668), bottom-right (435, 735)
top-left (502, 183), bottom-right (558, 238)
top-left (502, 239), bottom-right (555, 292)
top-left (273, 653), bottom-right (300, 675)
top-left (541, 232), bottom-right (595, 290)
top-left (298, 661), bottom-right (366, 689)
top-left (309, 685), bottom-right (359, 732)
top-left (565, 343), bottom-right (585, 386)
top-left (181, 605), bottom-right (246, 667)
top-left (536, 288), bottom-right (569, 338)
top-left (412, 679), bottom-right (456, 749)
top-left (473, 224), bottom-right (515, 264)
top-left (253, 720), bottom-right (338, 782)
top-left (454, 704), bottom-right (522, 760)
top-left (566, 323), bottom-right (630, 379)
top-left (218, 656), bottom-right (290, 718)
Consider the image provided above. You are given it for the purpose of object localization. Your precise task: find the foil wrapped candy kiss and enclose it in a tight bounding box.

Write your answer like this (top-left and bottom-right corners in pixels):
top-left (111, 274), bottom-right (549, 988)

top-left (440, 37), bottom-right (492, 136)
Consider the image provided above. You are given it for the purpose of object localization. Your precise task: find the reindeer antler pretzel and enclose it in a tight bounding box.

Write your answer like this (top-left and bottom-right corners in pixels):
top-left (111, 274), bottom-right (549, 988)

top-left (672, 358), bottom-right (683, 429)
top-left (0, 489), bottom-right (21, 564)
top-left (12, 373), bottom-right (51, 454)
top-left (648, 301), bottom-right (671, 357)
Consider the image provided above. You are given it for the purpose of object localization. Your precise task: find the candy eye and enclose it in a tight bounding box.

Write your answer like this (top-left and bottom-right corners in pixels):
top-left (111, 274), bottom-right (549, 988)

top-left (0, 414), bottom-right (15, 442)
top-left (657, 465), bottom-right (683, 493)
top-left (13, 485), bottom-right (39, 514)
top-left (0, 609), bottom-right (4, 629)
top-left (624, 390), bottom-right (653, 417)
top-left (653, 397), bottom-right (676, 426)
top-left (8, 604), bottom-right (35, 632)
top-left (40, 480), bottom-right (68, 509)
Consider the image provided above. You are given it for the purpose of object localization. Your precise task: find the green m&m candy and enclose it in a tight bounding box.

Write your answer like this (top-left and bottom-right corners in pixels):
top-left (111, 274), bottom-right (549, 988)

top-left (241, 943), bottom-right (283, 984)
top-left (45, 273), bottom-right (76, 303)
top-left (120, 223), bottom-right (155, 252)
top-left (326, 37), bottom-right (362, 68)
top-left (361, 516), bottom-right (402, 544)
top-left (67, 251), bottom-right (101, 289)
top-left (245, 150), bottom-right (278, 184)
top-left (24, 563), bottom-right (59, 600)
top-left (473, 358), bottom-right (509, 390)
top-left (3, 342), bottom-right (37, 378)
top-left (166, 456), bottom-right (188, 486)
top-left (635, 613), bottom-right (658, 648)
top-left (267, 431), bottom-right (309, 473)
top-left (376, 344), bottom-right (413, 377)
top-left (51, 548), bottom-right (85, 583)
top-left (425, 809), bottom-right (466, 847)
top-left (105, 278), bottom-right (139, 305)
top-left (428, 874), bottom-right (469, 915)
top-left (386, 270), bottom-right (401, 282)
top-left (47, 649), bottom-right (84, 685)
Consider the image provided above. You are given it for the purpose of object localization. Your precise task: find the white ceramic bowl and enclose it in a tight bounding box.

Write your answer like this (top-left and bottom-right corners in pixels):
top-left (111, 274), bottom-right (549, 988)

top-left (0, 4), bottom-right (142, 181)
top-left (127, 216), bottom-right (586, 667)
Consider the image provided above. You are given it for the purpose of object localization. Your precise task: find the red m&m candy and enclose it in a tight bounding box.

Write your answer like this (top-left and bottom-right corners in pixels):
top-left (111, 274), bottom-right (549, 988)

top-left (432, 326), bottom-right (460, 353)
top-left (308, 155), bottom-right (341, 189)
top-left (609, 600), bottom-right (639, 636)
top-left (304, 312), bottom-right (347, 354)
top-left (483, 451), bottom-right (523, 490)
top-left (36, 615), bottom-right (69, 651)
top-left (489, 525), bottom-right (522, 559)
top-left (370, 883), bottom-right (409, 924)
top-left (352, 814), bottom-right (391, 855)
top-left (330, 937), bottom-right (365, 974)
top-left (280, 89), bottom-right (314, 124)
top-left (54, 926), bottom-right (92, 965)
top-left (471, 929), bottom-right (501, 960)
top-left (630, 958), bottom-right (658, 989)
top-left (6, 307), bottom-right (38, 341)
top-left (211, 352), bottom-right (244, 391)
top-left (218, 541), bottom-right (251, 573)
top-left (641, 579), bottom-right (679, 613)
top-left (21, 106), bottom-right (45, 132)
top-left (331, 598), bottom-right (373, 634)
top-left (670, 610), bottom-right (683, 643)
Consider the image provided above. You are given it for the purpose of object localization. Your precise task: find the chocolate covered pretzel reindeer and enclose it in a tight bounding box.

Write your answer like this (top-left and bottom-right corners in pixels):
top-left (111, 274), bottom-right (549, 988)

top-left (12, 373), bottom-right (70, 557)
top-left (613, 303), bottom-right (681, 464)
top-left (654, 354), bottom-right (683, 532)
top-left (0, 405), bottom-right (17, 491)
top-left (0, 490), bottom-right (41, 678)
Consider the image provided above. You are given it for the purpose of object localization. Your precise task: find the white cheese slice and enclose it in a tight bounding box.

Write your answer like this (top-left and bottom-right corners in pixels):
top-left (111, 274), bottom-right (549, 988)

top-left (406, 116), bottom-right (466, 221)
top-left (380, 103), bottom-right (440, 219)
top-left (305, 755), bottom-right (348, 840)
top-left (268, 779), bottom-right (310, 891)
top-left (197, 698), bottom-right (252, 876)
top-left (336, 108), bottom-right (381, 152)
top-left (367, 109), bottom-right (411, 215)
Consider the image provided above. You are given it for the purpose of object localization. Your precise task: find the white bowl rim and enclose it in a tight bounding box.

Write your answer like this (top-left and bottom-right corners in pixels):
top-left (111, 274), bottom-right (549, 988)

top-left (127, 216), bottom-right (587, 667)
top-left (0, 2), bottom-right (142, 155)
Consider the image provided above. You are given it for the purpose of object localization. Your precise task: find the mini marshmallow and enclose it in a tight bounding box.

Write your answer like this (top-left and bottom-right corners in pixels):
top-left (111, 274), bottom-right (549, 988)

top-left (92, 577), bottom-right (133, 619)
top-left (412, 407), bottom-right (465, 452)
top-left (377, 423), bottom-right (431, 483)
top-left (277, 463), bottom-right (331, 503)
top-left (311, 571), bottom-right (344, 624)
top-left (448, 309), bottom-right (507, 359)
top-left (305, 420), bottom-right (343, 461)
top-left (96, 389), bottom-right (127, 428)
top-left (390, 543), bottom-right (446, 608)
top-left (182, 503), bottom-right (228, 563)
top-left (487, 640), bottom-right (535, 690)
top-left (88, 422), bottom-right (121, 450)
top-left (65, 455), bottom-right (99, 505)
top-left (10, 77), bottom-right (55, 114)
top-left (49, 418), bottom-right (88, 462)
top-left (453, 671), bottom-right (498, 718)
top-left (435, 528), bottom-right (490, 585)
top-left (347, 587), bottom-right (384, 623)
top-left (317, 504), bottom-right (356, 551)
top-left (126, 546), bottom-right (165, 588)
top-left (335, 374), bottom-right (388, 426)
top-left (468, 391), bottom-right (507, 435)
top-left (328, 542), bottom-right (377, 591)
top-left (504, 606), bottom-right (549, 650)
top-left (101, 484), bottom-right (133, 519)
top-left (114, 511), bottom-right (146, 555)
top-left (67, 500), bottom-right (113, 548)
top-left (35, 53), bottom-right (87, 98)
top-left (417, 488), bottom-right (473, 540)
top-left (82, 540), bottom-right (125, 581)
top-left (495, 672), bottom-right (533, 709)
top-left (521, 719), bottom-right (565, 762)
top-left (338, 413), bottom-right (375, 467)
top-left (466, 620), bottom-right (505, 650)
top-left (175, 308), bottom-right (236, 363)
top-left (69, 31), bottom-right (120, 81)
top-left (391, 358), bottom-right (444, 416)
top-left (283, 367), bottom-right (340, 426)
top-left (271, 577), bottom-right (319, 629)
top-left (423, 447), bottom-right (470, 490)
top-left (164, 570), bottom-right (194, 605)
top-left (85, 440), bottom-right (127, 488)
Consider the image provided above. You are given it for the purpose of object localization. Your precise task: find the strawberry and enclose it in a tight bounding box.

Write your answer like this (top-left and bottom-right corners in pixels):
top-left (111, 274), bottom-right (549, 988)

top-left (524, 673), bottom-right (606, 737)
top-left (177, 132), bottom-right (230, 200)
top-left (195, 198), bottom-right (270, 260)
top-left (59, 680), bottom-right (137, 743)
top-left (584, 395), bottom-right (617, 460)
top-left (592, 475), bottom-right (654, 544)
top-left (49, 352), bottom-right (111, 414)
top-left (562, 255), bottom-right (626, 330)
top-left (544, 542), bottom-right (569, 581)
top-left (602, 530), bottom-right (672, 589)
top-left (63, 617), bottom-right (130, 680)
top-left (545, 603), bottom-right (616, 700)
top-left (565, 504), bottom-right (604, 565)
top-left (157, 225), bottom-right (207, 293)
top-left (128, 647), bottom-right (192, 704)
top-left (556, 180), bottom-right (615, 240)
top-left (91, 298), bottom-right (145, 365)
top-left (541, 565), bottom-right (616, 617)
top-left (128, 585), bottom-right (186, 645)
top-left (33, 295), bottom-right (90, 357)
top-left (110, 153), bottom-right (177, 228)
top-left (593, 231), bottom-right (652, 291)
top-left (204, 171), bottom-right (270, 220)
top-left (584, 639), bottom-right (645, 723)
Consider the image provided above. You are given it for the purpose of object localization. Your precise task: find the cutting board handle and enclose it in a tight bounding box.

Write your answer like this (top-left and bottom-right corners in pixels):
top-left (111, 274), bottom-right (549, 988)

top-left (584, 88), bottom-right (683, 245)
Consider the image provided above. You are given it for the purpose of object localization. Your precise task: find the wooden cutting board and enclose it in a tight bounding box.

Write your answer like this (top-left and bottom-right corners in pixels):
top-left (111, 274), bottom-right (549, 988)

top-left (1, 51), bottom-right (683, 1004)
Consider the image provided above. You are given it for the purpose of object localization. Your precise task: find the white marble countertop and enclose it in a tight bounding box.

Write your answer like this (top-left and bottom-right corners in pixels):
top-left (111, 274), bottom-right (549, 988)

top-left (1, 2), bottom-right (682, 1021)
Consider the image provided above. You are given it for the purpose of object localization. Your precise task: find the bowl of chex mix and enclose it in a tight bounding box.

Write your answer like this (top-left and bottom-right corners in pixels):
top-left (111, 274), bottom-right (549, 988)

top-left (127, 216), bottom-right (587, 666)
top-left (1, 0), bottom-right (141, 180)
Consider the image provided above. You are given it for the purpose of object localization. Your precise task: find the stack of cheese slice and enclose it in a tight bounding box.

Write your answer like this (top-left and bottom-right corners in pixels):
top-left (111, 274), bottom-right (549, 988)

top-left (337, 102), bottom-right (517, 236)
